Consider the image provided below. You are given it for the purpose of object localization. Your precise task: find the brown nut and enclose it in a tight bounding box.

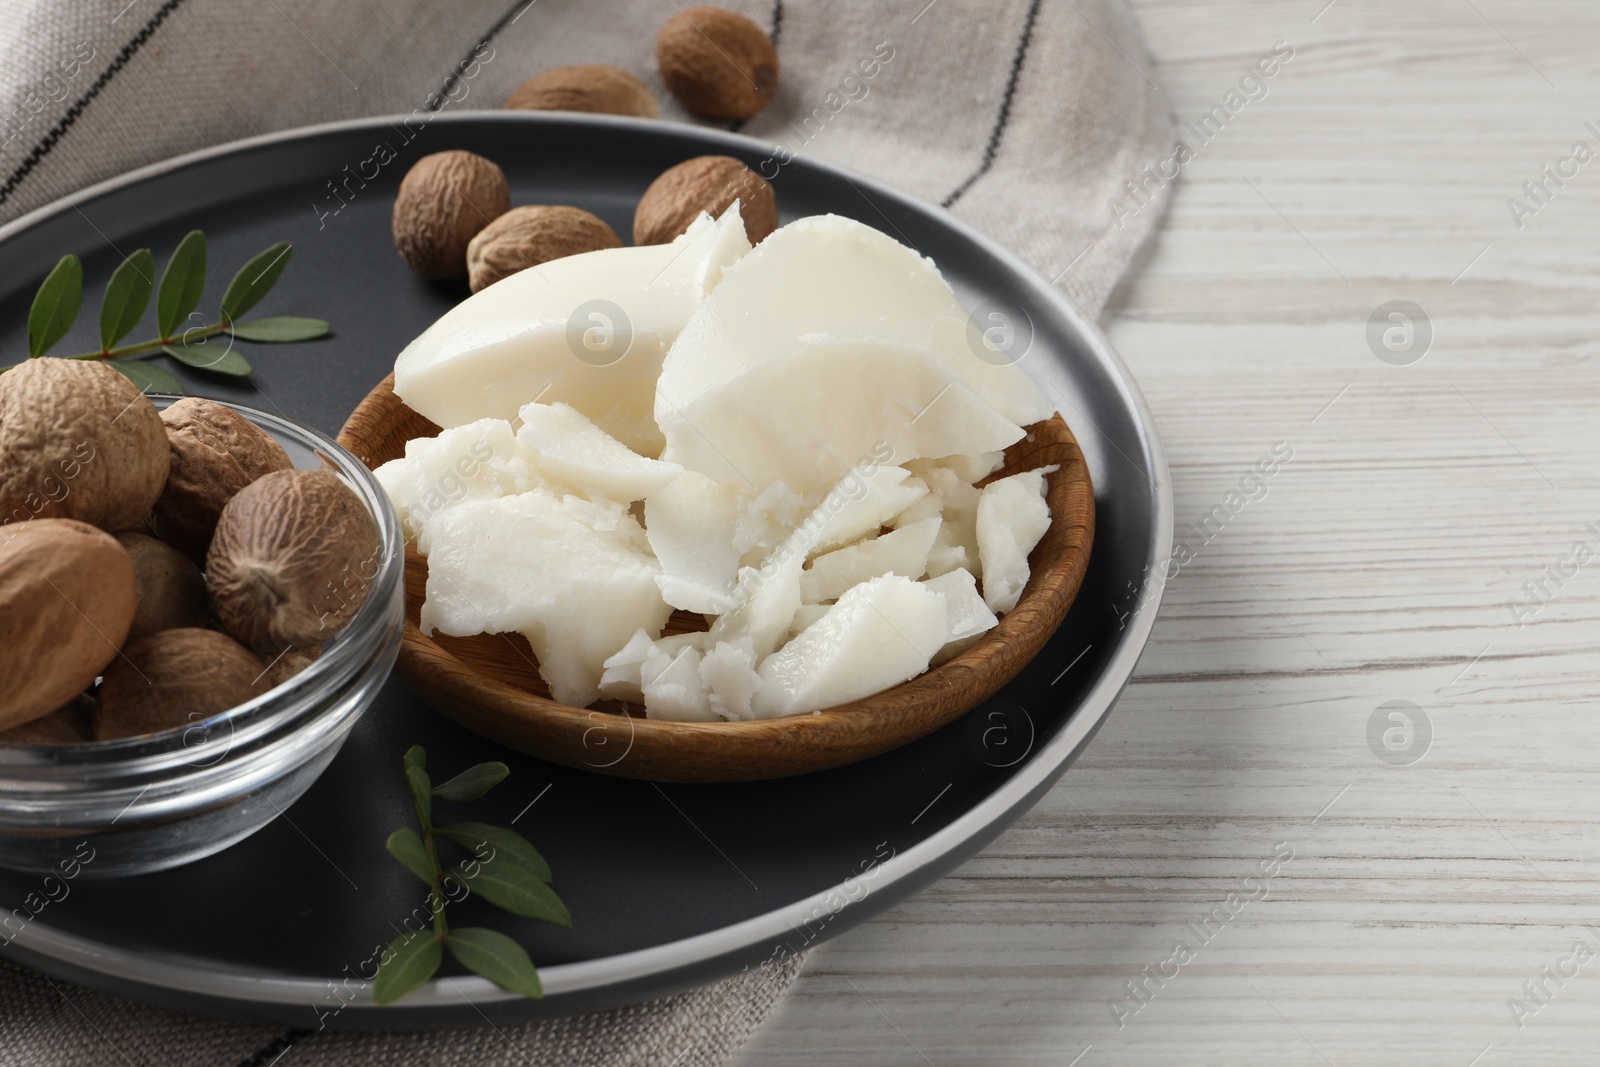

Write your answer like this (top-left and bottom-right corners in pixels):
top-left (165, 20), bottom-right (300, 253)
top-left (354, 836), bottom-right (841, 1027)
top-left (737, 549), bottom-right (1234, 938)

top-left (0, 519), bottom-right (136, 730)
top-left (0, 694), bottom-right (94, 744)
top-left (466, 205), bottom-right (623, 292)
top-left (94, 629), bottom-right (267, 740)
top-left (0, 358), bottom-right (169, 532)
top-left (656, 6), bottom-right (778, 120)
top-left (505, 65), bottom-right (659, 118)
top-left (262, 645), bottom-right (320, 691)
top-left (633, 155), bottom-right (777, 246)
top-left (150, 397), bottom-right (293, 562)
top-left (117, 532), bottom-right (210, 642)
top-left (392, 151), bottom-right (511, 280)
top-left (207, 469), bottom-right (381, 652)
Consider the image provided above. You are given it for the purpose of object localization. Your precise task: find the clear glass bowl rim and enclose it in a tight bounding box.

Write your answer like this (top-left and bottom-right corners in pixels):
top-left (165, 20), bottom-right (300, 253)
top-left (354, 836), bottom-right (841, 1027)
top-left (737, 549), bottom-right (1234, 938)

top-left (0, 394), bottom-right (405, 789)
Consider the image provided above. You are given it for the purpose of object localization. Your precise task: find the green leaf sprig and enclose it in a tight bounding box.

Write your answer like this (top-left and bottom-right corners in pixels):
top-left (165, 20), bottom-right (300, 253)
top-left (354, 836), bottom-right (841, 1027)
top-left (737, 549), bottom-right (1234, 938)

top-left (374, 746), bottom-right (570, 1005)
top-left (14, 230), bottom-right (331, 394)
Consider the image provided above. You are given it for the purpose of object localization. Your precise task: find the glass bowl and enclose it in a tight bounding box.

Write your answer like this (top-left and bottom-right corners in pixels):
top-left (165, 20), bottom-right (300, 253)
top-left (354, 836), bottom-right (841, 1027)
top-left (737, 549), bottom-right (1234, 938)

top-left (0, 396), bottom-right (404, 877)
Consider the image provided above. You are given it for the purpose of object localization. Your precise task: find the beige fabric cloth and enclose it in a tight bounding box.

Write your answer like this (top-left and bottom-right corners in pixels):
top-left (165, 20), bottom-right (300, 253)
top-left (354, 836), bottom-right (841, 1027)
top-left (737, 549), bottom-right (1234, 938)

top-left (0, 0), bottom-right (1170, 316)
top-left (0, 951), bottom-right (807, 1066)
top-left (0, 1), bottom-right (1171, 1064)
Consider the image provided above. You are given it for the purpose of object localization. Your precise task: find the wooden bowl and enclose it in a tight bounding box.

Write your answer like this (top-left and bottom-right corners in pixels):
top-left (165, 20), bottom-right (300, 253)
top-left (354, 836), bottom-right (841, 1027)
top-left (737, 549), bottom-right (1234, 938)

top-left (339, 374), bottom-right (1094, 782)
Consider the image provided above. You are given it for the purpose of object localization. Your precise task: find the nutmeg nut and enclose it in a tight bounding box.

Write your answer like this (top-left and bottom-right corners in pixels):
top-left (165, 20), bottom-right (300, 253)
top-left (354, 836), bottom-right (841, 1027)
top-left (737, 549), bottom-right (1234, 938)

top-left (0, 519), bottom-right (137, 730)
top-left (466, 205), bottom-right (623, 292)
top-left (207, 469), bottom-right (381, 652)
top-left (0, 694), bottom-right (93, 745)
top-left (656, 6), bottom-right (778, 120)
top-left (150, 397), bottom-right (294, 562)
top-left (505, 65), bottom-right (659, 118)
top-left (262, 645), bottom-right (320, 691)
top-left (633, 155), bottom-right (778, 246)
top-left (117, 532), bottom-right (210, 642)
top-left (0, 358), bottom-right (170, 532)
top-left (94, 629), bottom-right (267, 740)
top-left (392, 151), bottom-right (511, 279)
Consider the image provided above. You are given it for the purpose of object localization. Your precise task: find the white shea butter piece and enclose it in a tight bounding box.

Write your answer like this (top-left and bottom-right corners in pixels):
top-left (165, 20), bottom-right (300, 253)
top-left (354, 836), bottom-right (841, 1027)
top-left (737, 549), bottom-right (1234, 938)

top-left (733, 481), bottom-right (806, 559)
top-left (601, 630), bottom-right (713, 707)
top-left (922, 567), bottom-right (998, 642)
top-left (374, 417), bottom-right (552, 539)
top-left (751, 575), bottom-right (949, 718)
top-left (907, 462), bottom-right (984, 580)
top-left (658, 338), bottom-right (1024, 496)
top-left (975, 466), bottom-right (1057, 614)
top-left (699, 638), bottom-right (762, 721)
top-left (890, 478), bottom-right (942, 529)
top-left (659, 214), bottom-right (1054, 428)
top-left (641, 644), bottom-right (718, 722)
top-left (598, 628), bottom-right (655, 704)
top-left (708, 465), bottom-right (927, 659)
top-left (643, 470), bottom-right (744, 614)
top-left (802, 463), bottom-right (927, 555)
top-left (517, 401), bottom-right (680, 502)
top-left (416, 490), bottom-right (670, 707)
top-left (918, 450), bottom-right (1007, 485)
top-left (787, 603), bottom-right (830, 636)
top-left (394, 208), bottom-right (750, 454)
top-left (799, 516), bottom-right (941, 604)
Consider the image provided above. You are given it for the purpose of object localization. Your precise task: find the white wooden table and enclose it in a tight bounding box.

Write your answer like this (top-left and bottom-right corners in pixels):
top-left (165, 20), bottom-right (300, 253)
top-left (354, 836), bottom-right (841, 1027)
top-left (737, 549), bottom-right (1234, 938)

top-left (730, 1), bottom-right (1600, 1062)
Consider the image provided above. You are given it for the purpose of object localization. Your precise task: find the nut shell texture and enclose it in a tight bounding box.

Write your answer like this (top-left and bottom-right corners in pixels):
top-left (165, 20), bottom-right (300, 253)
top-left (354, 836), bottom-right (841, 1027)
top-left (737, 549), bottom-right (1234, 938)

top-left (207, 469), bottom-right (381, 652)
top-left (505, 66), bottom-right (659, 118)
top-left (0, 519), bottom-right (136, 729)
top-left (0, 695), bottom-right (94, 744)
top-left (656, 6), bottom-right (778, 120)
top-left (634, 155), bottom-right (778, 246)
top-left (0, 358), bottom-right (169, 532)
top-left (117, 531), bottom-right (211, 641)
top-left (151, 397), bottom-right (293, 562)
top-left (94, 629), bottom-right (267, 740)
top-left (392, 151), bottom-right (511, 279)
top-left (263, 645), bottom-right (321, 691)
top-left (466, 205), bottom-right (623, 292)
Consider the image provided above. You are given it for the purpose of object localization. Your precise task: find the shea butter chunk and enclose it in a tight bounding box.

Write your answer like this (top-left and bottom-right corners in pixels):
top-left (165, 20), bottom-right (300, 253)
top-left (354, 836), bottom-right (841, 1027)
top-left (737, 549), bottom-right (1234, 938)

top-left (417, 490), bottom-right (670, 706)
top-left (751, 575), bottom-right (948, 718)
top-left (975, 466), bottom-right (1057, 614)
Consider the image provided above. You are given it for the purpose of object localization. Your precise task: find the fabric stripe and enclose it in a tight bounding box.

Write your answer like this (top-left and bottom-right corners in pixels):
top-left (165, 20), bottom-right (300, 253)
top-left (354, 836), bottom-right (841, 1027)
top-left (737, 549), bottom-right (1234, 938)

top-left (232, 1027), bottom-right (309, 1067)
top-left (0, 0), bottom-right (192, 210)
top-left (769, 0), bottom-right (785, 47)
top-left (941, 0), bottom-right (1042, 208)
top-left (429, 0), bottom-right (537, 110)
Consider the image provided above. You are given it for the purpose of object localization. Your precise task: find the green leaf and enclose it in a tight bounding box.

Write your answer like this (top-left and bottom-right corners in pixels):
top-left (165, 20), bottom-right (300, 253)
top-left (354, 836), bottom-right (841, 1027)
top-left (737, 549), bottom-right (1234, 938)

top-left (226, 316), bottom-right (330, 343)
top-left (220, 242), bottom-right (292, 323)
top-left (404, 746), bottom-right (427, 772)
top-left (431, 762), bottom-right (509, 803)
top-left (452, 856), bottom-right (571, 926)
top-left (444, 928), bottom-right (543, 999)
top-left (107, 358), bottom-right (184, 395)
top-left (385, 828), bottom-right (436, 889)
top-left (406, 764), bottom-right (432, 826)
top-left (157, 230), bottom-right (206, 339)
top-left (163, 339), bottom-right (252, 378)
top-left (372, 930), bottom-right (442, 1005)
top-left (28, 255), bottom-right (82, 357)
top-left (99, 249), bottom-right (154, 350)
top-left (436, 824), bottom-right (551, 883)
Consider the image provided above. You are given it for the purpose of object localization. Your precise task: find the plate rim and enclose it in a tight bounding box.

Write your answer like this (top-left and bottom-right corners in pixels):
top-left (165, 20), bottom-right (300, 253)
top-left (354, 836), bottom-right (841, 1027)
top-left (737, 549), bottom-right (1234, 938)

top-left (0, 110), bottom-right (1174, 1017)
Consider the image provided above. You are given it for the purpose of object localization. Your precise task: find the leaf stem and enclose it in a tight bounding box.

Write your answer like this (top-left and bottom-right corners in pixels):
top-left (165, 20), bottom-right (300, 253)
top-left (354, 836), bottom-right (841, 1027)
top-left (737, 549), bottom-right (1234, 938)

top-left (413, 783), bottom-right (450, 941)
top-left (59, 321), bottom-right (229, 362)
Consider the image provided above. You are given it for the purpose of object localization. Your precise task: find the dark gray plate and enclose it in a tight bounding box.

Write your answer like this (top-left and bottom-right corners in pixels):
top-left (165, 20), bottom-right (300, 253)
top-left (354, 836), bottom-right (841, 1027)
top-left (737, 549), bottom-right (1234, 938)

top-left (0, 113), bottom-right (1171, 1029)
